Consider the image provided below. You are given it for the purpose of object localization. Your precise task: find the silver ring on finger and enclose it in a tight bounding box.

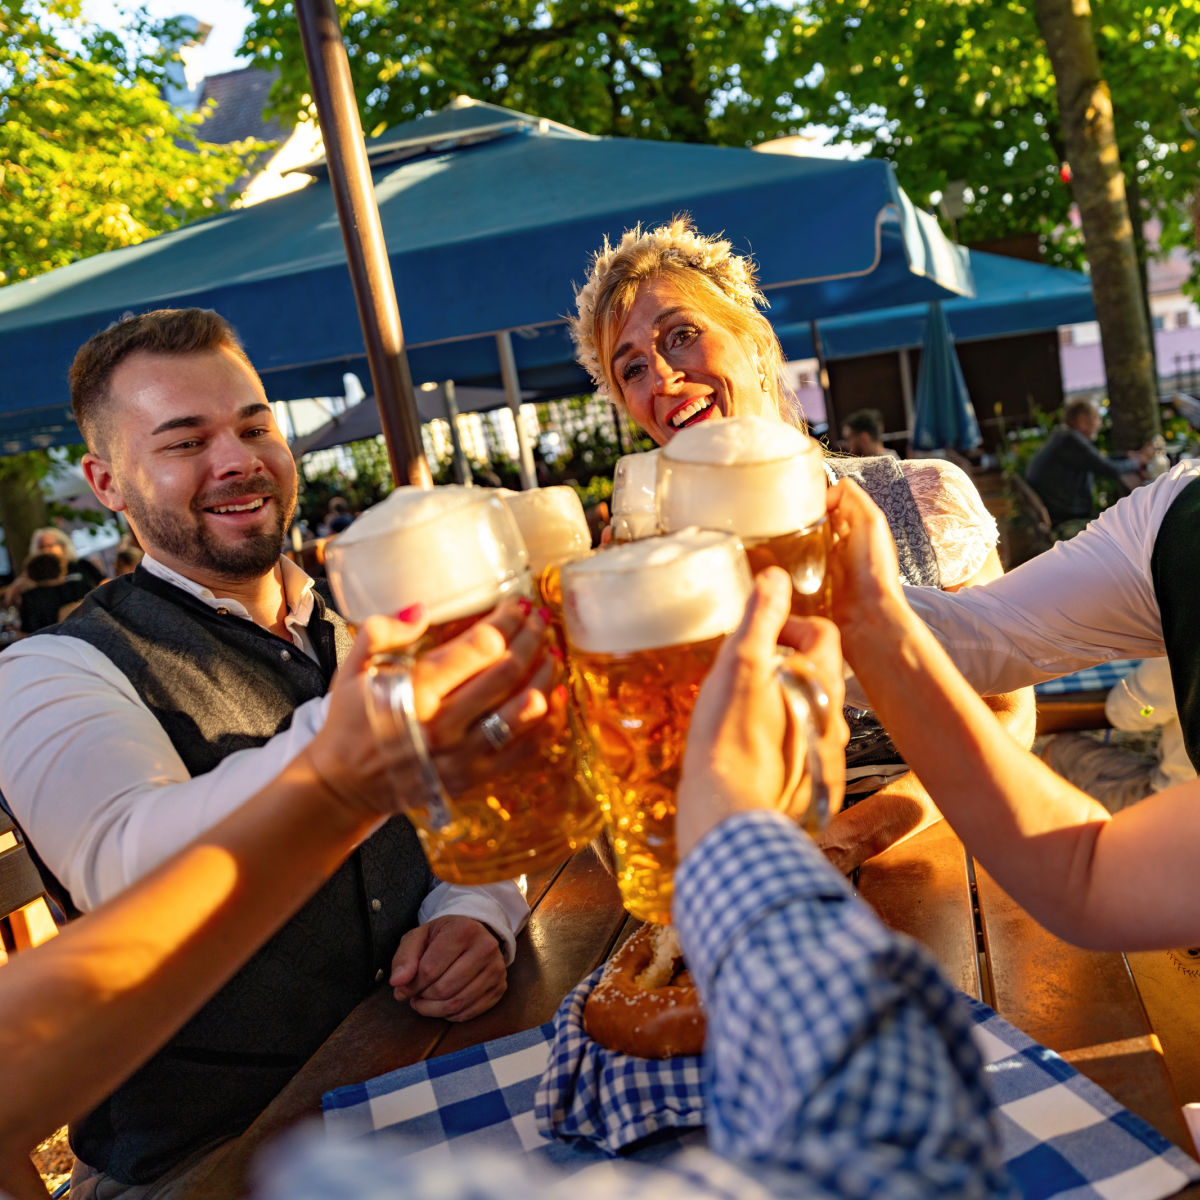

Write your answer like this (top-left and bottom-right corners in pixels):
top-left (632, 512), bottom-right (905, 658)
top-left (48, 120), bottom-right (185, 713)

top-left (479, 710), bottom-right (514, 751)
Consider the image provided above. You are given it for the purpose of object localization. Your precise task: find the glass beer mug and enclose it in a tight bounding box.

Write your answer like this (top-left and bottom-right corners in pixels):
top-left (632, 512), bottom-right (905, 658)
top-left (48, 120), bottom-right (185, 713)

top-left (325, 485), bottom-right (602, 884)
top-left (656, 415), bottom-right (830, 616)
top-left (562, 528), bottom-right (830, 923)
top-left (500, 485), bottom-right (592, 615)
top-left (609, 449), bottom-right (661, 543)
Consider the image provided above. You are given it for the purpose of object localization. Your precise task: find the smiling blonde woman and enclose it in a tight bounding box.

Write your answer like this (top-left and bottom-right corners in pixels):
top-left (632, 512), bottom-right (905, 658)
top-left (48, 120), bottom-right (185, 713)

top-left (571, 217), bottom-right (1035, 872)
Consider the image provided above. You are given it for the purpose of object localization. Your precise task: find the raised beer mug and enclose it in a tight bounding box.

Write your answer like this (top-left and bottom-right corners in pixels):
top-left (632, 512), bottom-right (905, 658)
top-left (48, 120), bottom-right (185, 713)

top-left (562, 528), bottom-right (830, 924)
top-left (325, 485), bottom-right (602, 885)
top-left (609, 449), bottom-right (661, 543)
top-left (656, 416), bottom-right (830, 616)
top-left (501, 485), bottom-right (592, 613)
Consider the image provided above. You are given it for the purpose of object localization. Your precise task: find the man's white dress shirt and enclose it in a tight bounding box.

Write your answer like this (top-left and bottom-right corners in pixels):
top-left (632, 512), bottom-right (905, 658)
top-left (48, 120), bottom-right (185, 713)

top-left (897, 459), bottom-right (1200, 697)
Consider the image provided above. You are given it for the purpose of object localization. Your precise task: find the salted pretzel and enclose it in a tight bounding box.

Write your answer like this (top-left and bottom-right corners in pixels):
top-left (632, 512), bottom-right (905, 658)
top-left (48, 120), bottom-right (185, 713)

top-left (582, 922), bottom-right (705, 1058)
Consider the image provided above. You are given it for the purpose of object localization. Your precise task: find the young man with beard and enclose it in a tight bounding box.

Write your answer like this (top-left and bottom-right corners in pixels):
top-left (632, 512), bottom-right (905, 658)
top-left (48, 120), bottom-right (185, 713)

top-left (0, 309), bottom-right (531, 1198)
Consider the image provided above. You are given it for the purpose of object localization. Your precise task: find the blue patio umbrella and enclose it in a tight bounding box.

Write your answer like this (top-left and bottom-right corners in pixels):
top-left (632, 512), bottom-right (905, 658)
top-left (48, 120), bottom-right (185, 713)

top-left (911, 302), bottom-right (981, 452)
top-left (776, 248), bottom-right (1094, 362)
top-left (0, 99), bottom-right (972, 453)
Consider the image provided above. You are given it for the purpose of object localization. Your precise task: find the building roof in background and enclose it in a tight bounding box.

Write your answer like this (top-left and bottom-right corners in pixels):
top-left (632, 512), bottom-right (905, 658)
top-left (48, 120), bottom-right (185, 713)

top-left (196, 67), bottom-right (289, 147)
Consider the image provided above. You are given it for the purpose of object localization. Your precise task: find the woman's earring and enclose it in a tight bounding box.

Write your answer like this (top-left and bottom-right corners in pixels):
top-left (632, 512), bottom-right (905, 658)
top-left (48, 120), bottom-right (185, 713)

top-left (755, 354), bottom-right (769, 392)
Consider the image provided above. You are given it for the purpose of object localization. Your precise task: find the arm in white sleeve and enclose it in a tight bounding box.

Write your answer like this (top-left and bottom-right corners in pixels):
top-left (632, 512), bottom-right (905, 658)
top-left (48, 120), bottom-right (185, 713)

top-left (418, 880), bottom-right (529, 964)
top-left (0, 635), bottom-right (330, 911)
top-left (895, 463), bottom-right (1200, 696)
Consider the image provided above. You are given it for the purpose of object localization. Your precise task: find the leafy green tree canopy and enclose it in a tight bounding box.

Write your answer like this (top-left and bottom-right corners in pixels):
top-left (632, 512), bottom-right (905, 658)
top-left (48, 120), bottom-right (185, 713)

top-left (790, 0), bottom-right (1200, 266)
top-left (242, 0), bottom-right (1199, 266)
top-left (1, 0), bottom-right (256, 285)
top-left (242, 0), bottom-right (807, 145)
top-left (0, 1), bottom-right (258, 565)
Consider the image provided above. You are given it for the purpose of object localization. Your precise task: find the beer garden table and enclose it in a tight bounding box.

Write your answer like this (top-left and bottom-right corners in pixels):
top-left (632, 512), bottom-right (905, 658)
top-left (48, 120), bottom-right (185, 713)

top-left (180, 823), bottom-right (1200, 1199)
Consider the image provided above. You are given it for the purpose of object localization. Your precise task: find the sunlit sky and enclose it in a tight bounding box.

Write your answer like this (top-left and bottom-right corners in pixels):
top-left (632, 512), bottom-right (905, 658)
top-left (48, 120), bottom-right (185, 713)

top-left (82, 0), bottom-right (253, 76)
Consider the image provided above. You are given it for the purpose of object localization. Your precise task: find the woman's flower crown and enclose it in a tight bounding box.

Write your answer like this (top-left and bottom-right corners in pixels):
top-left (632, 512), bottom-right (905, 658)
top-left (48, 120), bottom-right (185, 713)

top-left (570, 217), bottom-right (768, 400)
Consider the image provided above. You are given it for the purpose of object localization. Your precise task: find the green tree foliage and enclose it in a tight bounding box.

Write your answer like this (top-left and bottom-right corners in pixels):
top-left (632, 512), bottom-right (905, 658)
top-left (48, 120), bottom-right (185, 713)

top-left (792, 0), bottom-right (1189, 441)
top-left (790, 0), bottom-right (1200, 268)
top-left (242, 0), bottom-right (804, 144)
top-left (0, 1), bottom-right (256, 566)
top-left (1, 1), bottom-right (254, 285)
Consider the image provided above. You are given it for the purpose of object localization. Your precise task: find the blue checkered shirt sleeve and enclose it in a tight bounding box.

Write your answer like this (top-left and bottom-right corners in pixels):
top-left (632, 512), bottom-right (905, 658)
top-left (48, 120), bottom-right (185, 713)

top-left (673, 810), bottom-right (1015, 1199)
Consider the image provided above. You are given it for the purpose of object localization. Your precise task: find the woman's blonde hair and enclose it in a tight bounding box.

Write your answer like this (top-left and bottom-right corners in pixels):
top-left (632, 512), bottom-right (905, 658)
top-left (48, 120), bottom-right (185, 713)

top-left (570, 216), bottom-right (795, 423)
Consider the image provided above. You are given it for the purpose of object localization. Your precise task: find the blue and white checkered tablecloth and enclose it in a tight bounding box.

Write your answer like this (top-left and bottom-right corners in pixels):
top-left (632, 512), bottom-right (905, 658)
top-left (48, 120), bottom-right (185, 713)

top-left (1034, 661), bottom-right (1142, 697)
top-left (323, 989), bottom-right (1200, 1199)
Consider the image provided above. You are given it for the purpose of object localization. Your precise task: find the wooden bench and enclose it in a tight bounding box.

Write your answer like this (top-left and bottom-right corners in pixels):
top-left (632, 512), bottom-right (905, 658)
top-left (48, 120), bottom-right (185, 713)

top-left (0, 811), bottom-right (57, 963)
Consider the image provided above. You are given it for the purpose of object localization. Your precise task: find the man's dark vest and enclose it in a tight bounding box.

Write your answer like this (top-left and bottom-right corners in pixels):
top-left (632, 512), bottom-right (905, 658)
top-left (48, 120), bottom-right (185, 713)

top-left (1151, 475), bottom-right (1200, 770)
top-left (43, 566), bottom-right (435, 1184)
top-left (827, 456), bottom-right (942, 780)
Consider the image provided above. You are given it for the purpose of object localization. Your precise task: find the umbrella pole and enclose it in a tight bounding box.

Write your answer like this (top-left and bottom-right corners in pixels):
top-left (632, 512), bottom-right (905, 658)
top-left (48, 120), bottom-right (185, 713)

top-left (441, 381), bottom-right (473, 485)
top-left (496, 331), bottom-right (538, 489)
top-left (809, 321), bottom-right (833, 428)
top-left (898, 348), bottom-right (916, 434)
top-left (295, 0), bottom-right (431, 489)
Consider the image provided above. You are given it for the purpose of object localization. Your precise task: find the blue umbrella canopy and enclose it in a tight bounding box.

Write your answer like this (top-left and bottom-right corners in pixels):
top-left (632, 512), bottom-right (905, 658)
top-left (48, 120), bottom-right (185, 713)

top-left (777, 248), bottom-right (1095, 361)
top-left (0, 99), bottom-right (971, 452)
top-left (911, 302), bottom-right (981, 453)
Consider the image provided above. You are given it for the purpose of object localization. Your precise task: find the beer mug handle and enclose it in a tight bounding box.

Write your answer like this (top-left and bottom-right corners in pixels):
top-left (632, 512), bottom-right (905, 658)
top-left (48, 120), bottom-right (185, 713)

top-left (776, 662), bottom-right (833, 833)
top-left (366, 654), bottom-right (456, 832)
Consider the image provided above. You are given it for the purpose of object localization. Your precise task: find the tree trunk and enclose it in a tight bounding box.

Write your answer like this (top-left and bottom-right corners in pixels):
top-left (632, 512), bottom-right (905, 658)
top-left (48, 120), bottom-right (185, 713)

top-left (0, 460), bottom-right (49, 581)
top-left (1122, 166), bottom-right (1159, 389)
top-left (1032, 0), bottom-right (1159, 450)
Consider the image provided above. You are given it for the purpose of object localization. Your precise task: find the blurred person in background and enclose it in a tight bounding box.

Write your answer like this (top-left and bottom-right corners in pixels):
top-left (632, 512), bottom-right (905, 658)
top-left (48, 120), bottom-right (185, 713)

top-left (113, 544), bottom-right (144, 576)
top-left (320, 495), bottom-right (355, 536)
top-left (841, 408), bottom-right (898, 459)
top-left (3, 526), bottom-right (104, 607)
top-left (17, 552), bottom-right (94, 634)
top-left (1024, 398), bottom-right (1154, 538)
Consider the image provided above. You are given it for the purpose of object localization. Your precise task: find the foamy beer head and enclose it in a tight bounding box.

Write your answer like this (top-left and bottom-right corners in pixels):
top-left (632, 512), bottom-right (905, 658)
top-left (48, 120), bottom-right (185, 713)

top-left (657, 415), bottom-right (826, 538)
top-left (610, 449), bottom-right (660, 542)
top-left (325, 485), bottom-right (529, 627)
top-left (563, 528), bottom-right (751, 655)
top-left (501, 486), bottom-right (591, 576)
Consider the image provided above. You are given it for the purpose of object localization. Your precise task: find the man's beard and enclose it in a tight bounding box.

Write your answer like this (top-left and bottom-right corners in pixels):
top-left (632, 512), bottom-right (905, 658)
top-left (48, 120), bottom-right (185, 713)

top-left (123, 475), bottom-right (297, 582)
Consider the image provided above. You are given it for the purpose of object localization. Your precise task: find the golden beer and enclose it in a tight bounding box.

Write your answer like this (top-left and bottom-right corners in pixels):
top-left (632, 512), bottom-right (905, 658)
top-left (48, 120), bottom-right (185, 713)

top-left (657, 415), bottom-right (829, 615)
top-left (563, 529), bottom-right (752, 923)
top-left (325, 485), bottom-right (601, 885)
top-left (742, 522), bottom-right (832, 618)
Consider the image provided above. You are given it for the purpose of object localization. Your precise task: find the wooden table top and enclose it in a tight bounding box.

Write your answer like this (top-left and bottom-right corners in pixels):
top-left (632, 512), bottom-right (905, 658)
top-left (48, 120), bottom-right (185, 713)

top-left (859, 823), bottom-right (1200, 1196)
top-left (182, 822), bottom-right (1200, 1199)
top-left (1035, 688), bottom-right (1111, 735)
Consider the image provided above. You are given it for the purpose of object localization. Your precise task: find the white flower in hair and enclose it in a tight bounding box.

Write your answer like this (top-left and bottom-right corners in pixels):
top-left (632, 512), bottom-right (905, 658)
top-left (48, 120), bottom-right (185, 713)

top-left (570, 217), bottom-right (769, 401)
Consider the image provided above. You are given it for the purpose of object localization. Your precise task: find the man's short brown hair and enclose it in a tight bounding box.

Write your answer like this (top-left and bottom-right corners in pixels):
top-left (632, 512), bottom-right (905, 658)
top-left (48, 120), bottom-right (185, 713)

top-left (69, 309), bottom-right (254, 453)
